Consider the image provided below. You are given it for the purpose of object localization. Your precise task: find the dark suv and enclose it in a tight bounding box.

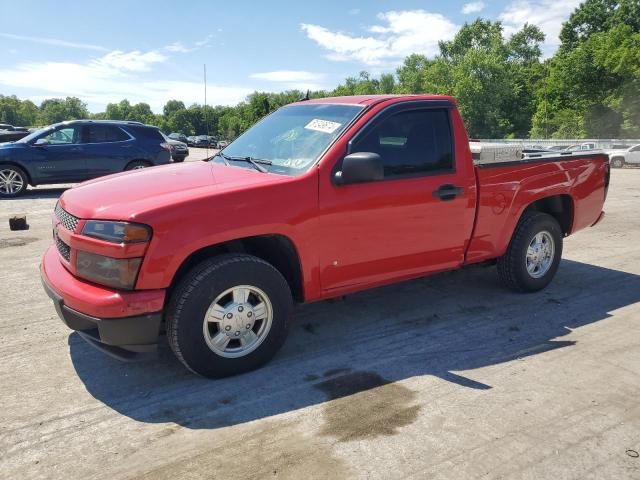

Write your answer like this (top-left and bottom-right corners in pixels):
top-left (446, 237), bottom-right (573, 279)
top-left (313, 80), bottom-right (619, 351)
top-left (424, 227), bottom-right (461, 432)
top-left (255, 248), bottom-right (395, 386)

top-left (0, 124), bottom-right (30, 143)
top-left (0, 120), bottom-right (172, 197)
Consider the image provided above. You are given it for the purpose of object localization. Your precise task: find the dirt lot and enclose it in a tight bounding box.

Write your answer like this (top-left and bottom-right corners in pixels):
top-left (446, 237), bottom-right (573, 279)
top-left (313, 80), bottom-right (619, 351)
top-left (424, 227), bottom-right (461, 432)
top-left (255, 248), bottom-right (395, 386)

top-left (0, 163), bottom-right (639, 480)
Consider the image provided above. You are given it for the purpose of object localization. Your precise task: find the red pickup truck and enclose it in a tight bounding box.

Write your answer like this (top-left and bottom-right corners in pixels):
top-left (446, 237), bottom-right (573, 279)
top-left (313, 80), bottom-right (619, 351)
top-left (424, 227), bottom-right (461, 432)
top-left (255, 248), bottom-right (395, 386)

top-left (41, 95), bottom-right (609, 378)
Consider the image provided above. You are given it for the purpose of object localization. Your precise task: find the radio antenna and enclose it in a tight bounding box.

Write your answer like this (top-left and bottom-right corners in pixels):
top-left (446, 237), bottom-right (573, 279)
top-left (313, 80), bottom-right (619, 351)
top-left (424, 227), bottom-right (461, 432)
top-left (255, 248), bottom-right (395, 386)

top-left (204, 63), bottom-right (209, 157)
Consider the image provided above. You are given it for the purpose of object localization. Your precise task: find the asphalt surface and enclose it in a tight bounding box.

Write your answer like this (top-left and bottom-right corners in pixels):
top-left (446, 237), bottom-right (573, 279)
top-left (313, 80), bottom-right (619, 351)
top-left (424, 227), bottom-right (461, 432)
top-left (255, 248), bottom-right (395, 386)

top-left (0, 159), bottom-right (639, 479)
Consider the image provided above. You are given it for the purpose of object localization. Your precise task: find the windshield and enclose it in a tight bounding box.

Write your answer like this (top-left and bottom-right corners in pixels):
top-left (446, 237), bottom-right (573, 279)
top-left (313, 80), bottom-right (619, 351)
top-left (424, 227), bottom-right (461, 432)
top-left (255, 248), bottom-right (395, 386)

top-left (215, 103), bottom-right (363, 175)
top-left (16, 126), bottom-right (51, 144)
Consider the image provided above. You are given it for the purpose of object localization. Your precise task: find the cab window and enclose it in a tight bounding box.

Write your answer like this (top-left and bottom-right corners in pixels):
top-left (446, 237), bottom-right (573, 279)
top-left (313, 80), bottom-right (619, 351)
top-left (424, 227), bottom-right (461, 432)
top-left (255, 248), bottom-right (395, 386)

top-left (351, 108), bottom-right (453, 178)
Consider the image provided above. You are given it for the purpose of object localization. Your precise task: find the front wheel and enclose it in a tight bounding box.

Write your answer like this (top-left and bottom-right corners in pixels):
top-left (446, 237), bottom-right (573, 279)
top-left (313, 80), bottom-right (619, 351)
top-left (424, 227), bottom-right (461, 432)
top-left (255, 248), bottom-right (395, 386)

top-left (166, 254), bottom-right (293, 378)
top-left (497, 212), bottom-right (563, 293)
top-left (0, 164), bottom-right (28, 198)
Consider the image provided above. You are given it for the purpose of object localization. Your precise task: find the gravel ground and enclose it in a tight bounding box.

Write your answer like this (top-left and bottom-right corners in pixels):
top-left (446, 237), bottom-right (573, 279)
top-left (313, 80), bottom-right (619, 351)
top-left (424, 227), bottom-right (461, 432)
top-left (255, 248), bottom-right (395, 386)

top-left (0, 165), bottom-right (638, 480)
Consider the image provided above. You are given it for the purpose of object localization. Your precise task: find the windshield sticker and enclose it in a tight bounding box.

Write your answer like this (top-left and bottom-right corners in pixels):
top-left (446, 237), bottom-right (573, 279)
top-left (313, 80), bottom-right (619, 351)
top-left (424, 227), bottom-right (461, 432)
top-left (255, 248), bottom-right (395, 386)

top-left (304, 119), bottom-right (342, 134)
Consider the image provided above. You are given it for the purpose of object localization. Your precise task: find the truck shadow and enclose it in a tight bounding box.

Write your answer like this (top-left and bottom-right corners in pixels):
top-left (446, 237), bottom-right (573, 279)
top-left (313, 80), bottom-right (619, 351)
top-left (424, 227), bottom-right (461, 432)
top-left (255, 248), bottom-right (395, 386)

top-left (70, 259), bottom-right (640, 430)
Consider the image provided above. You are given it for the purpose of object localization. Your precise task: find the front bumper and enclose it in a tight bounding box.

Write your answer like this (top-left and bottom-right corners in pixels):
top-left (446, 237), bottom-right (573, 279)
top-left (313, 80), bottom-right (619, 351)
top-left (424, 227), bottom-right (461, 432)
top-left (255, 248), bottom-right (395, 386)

top-left (40, 245), bottom-right (164, 360)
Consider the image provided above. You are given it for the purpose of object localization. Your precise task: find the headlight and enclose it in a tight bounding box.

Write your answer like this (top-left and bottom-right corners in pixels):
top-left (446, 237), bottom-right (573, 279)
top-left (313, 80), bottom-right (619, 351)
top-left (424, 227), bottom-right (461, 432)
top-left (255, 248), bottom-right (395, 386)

top-left (82, 221), bottom-right (151, 243)
top-left (76, 251), bottom-right (143, 290)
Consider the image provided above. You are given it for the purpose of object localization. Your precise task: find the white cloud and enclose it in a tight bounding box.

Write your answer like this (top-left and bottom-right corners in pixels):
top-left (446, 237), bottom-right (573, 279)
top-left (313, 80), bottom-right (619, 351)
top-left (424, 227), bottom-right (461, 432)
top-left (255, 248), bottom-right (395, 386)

top-left (301, 10), bottom-right (458, 66)
top-left (165, 42), bottom-right (191, 53)
top-left (0, 32), bottom-right (107, 51)
top-left (0, 50), bottom-right (251, 112)
top-left (499, 0), bottom-right (581, 55)
top-left (462, 2), bottom-right (486, 14)
top-left (92, 50), bottom-right (167, 72)
top-left (195, 34), bottom-right (215, 47)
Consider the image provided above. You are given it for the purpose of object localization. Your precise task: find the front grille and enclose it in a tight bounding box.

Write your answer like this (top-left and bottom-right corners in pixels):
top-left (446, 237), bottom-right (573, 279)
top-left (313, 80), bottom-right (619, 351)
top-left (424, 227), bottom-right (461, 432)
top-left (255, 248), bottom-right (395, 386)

top-left (55, 203), bottom-right (79, 232)
top-left (55, 235), bottom-right (71, 262)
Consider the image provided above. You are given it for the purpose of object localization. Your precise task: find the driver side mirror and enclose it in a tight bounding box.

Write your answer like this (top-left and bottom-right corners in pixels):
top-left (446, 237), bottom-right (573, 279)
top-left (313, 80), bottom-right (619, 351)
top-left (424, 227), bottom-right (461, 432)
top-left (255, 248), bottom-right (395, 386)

top-left (34, 138), bottom-right (49, 147)
top-left (334, 152), bottom-right (384, 185)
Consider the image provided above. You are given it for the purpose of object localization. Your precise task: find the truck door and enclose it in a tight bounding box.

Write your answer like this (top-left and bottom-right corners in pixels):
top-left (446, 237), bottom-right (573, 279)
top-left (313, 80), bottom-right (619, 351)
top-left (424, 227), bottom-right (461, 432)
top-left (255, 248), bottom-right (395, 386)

top-left (318, 103), bottom-right (476, 292)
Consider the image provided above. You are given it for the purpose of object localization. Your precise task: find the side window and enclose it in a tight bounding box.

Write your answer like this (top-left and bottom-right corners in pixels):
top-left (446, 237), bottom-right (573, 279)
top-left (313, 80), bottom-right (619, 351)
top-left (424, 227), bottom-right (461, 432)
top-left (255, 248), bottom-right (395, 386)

top-left (42, 127), bottom-right (78, 145)
top-left (630, 145), bottom-right (640, 152)
top-left (351, 108), bottom-right (453, 178)
top-left (131, 127), bottom-right (164, 142)
top-left (85, 125), bottom-right (130, 143)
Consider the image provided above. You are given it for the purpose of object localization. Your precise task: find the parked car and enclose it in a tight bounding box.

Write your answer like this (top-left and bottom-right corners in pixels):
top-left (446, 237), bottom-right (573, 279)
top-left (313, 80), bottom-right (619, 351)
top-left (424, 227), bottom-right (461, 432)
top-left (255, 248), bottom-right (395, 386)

top-left (0, 123), bottom-right (30, 142)
top-left (168, 132), bottom-right (189, 144)
top-left (564, 142), bottom-right (597, 152)
top-left (186, 135), bottom-right (197, 146)
top-left (41, 94), bottom-right (609, 378)
top-left (164, 137), bottom-right (189, 162)
top-left (0, 120), bottom-right (171, 197)
top-left (606, 144), bottom-right (640, 168)
top-left (216, 140), bottom-right (230, 149)
top-left (194, 135), bottom-right (217, 147)
top-left (523, 147), bottom-right (556, 157)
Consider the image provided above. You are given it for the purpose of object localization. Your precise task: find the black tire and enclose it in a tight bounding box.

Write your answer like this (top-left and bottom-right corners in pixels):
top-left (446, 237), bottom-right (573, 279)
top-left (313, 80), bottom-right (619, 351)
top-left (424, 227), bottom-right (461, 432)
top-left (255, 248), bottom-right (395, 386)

top-left (0, 163), bottom-right (28, 198)
top-left (610, 157), bottom-right (624, 168)
top-left (166, 254), bottom-right (293, 378)
top-left (172, 156), bottom-right (185, 163)
top-left (124, 160), bottom-right (151, 171)
top-left (497, 211), bottom-right (563, 293)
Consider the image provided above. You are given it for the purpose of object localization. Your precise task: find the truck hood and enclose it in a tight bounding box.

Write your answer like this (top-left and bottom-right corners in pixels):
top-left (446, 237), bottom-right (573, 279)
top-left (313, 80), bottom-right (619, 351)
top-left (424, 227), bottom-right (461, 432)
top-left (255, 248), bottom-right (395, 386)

top-left (59, 160), bottom-right (291, 221)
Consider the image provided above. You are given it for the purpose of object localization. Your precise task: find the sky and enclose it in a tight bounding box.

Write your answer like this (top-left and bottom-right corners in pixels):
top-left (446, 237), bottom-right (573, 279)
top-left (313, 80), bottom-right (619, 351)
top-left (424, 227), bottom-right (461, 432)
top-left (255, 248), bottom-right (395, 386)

top-left (0, 0), bottom-right (581, 113)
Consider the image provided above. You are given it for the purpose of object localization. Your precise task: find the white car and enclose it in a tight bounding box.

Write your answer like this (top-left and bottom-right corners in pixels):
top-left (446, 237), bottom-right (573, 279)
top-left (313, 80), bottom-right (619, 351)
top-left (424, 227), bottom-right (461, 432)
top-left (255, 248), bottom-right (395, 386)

top-left (564, 142), bottom-right (597, 152)
top-left (607, 144), bottom-right (640, 168)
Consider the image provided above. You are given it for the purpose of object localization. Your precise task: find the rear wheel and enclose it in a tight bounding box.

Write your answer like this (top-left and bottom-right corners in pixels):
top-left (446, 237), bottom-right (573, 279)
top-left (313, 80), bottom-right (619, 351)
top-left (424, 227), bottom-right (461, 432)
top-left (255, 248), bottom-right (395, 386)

top-left (125, 160), bottom-right (151, 171)
top-left (497, 211), bottom-right (563, 292)
top-left (610, 157), bottom-right (624, 168)
top-left (166, 254), bottom-right (293, 378)
top-left (0, 164), bottom-right (28, 198)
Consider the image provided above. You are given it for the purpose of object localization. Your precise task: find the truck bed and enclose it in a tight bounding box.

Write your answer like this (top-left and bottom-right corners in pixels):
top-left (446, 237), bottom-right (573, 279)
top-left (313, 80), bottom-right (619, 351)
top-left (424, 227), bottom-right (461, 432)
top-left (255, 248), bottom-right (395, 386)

top-left (465, 151), bottom-right (610, 265)
top-left (471, 142), bottom-right (607, 168)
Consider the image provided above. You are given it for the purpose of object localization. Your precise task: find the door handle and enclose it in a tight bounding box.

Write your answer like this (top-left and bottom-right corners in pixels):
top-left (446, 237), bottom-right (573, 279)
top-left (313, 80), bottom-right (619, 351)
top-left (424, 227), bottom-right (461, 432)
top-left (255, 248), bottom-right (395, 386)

top-left (432, 184), bottom-right (464, 201)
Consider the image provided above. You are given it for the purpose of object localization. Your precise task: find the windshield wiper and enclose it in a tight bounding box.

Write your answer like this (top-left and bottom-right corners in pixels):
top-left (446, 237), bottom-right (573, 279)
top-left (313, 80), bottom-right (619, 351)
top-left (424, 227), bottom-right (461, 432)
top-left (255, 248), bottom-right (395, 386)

top-left (217, 152), bottom-right (271, 173)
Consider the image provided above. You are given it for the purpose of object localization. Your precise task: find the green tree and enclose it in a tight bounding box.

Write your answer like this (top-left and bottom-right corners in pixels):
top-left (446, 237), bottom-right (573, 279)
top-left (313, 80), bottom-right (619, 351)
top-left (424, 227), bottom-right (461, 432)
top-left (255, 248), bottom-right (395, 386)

top-left (38, 97), bottom-right (89, 125)
top-left (532, 0), bottom-right (640, 138)
top-left (163, 99), bottom-right (186, 118)
top-left (559, 0), bottom-right (640, 52)
top-left (128, 102), bottom-right (154, 124)
top-left (104, 99), bottom-right (131, 120)
top-left (0, 95), bottom-right (38, 126)
top-left (167, 109), bottom-right (195, 135)
top-left (396, 19), bottom-right (545, 137)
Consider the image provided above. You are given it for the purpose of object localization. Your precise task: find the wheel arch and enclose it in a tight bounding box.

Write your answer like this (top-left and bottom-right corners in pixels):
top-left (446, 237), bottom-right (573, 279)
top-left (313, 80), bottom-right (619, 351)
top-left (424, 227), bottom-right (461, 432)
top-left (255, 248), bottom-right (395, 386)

top-left (168, 234), bottom-right (305, 303)
top-left (521, 194), bottom-right (574, 236)
top-left (124, 159), bottom-right (152, 170)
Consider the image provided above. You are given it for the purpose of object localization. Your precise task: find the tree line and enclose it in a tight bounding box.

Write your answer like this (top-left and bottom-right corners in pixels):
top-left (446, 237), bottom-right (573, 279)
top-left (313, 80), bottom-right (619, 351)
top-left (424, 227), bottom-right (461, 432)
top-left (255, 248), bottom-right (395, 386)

top-left (1, 0), bottom-right (638, 140)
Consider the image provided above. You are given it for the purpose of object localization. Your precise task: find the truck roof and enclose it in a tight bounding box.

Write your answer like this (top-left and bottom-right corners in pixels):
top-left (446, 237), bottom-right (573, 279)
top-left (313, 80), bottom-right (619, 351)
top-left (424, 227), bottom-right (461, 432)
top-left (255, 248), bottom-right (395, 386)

top-left (296, 94), bottom-right (457, 106)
